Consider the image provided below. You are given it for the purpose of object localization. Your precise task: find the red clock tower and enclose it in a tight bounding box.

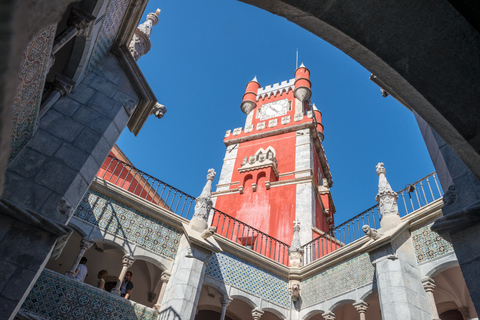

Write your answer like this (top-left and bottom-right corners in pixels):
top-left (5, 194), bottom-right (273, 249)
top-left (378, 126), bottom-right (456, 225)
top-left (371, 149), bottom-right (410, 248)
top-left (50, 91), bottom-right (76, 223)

top-left (212, 64), bottom-right (335, 247)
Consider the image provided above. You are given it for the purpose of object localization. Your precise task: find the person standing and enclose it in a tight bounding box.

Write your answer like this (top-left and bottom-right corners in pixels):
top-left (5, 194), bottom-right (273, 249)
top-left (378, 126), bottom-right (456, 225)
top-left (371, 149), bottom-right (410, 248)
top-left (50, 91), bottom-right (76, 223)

top-left (96, 270), bottom-right (108, 290)
top-left (74, 257), bottom-right (88, 282)
top-left (120, 271), bottom-right (134, 299)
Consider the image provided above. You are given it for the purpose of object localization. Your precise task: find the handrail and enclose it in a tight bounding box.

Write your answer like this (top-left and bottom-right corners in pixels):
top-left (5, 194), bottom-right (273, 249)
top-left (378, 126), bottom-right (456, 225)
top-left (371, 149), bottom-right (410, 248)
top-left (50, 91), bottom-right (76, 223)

top-left (211, 208), bottom-right (290, 266)
top-left (301, 172), bottom-right (443, 265)
top-left (99, 155), bottom-right (197, 219)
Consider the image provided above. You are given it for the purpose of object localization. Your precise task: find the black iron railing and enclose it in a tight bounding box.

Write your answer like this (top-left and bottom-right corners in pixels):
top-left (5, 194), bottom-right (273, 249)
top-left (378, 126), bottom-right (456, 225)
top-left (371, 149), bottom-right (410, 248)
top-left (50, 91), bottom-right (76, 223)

top-left (100, 155), bottom-right (197, 219)
top-left (210, 209), bottom-right (290, 266)
top-left (302, 172), bottom-right (443, 265)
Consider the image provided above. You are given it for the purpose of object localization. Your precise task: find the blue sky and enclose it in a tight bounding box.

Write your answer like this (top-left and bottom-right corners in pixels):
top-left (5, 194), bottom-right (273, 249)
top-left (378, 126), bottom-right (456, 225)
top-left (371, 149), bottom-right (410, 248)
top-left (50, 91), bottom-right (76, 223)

top-left (117, 0), bottom-right (435, 225)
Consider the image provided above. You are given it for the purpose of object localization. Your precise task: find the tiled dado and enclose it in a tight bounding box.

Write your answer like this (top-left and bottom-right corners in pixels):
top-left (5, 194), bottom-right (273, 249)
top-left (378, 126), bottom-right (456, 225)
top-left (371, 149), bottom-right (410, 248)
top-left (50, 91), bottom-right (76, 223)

top-left (205, 252), bottom-right (290, 308)
top-left (21, 269), bottom-right (158, 320)
top-left (87, 0), bottom-right (130, 73)
top-left (412, 223), bottom-right (454, 264)
top-left (74, 189), bottom-right (181, 259)
top-left (301, 254), bottom-right (375, 307)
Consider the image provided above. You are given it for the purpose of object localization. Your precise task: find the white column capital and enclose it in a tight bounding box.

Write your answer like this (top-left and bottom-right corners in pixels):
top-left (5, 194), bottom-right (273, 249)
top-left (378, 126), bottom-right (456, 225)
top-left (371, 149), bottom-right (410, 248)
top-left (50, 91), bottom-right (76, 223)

top-left (353, 301), bottom-right (369, 313)
top-left (422, 277), bottom-right (437, 292)
top-left (160, 271), bottom-right (171, 283)
top-left (122, 255), bottom-right (135, 268)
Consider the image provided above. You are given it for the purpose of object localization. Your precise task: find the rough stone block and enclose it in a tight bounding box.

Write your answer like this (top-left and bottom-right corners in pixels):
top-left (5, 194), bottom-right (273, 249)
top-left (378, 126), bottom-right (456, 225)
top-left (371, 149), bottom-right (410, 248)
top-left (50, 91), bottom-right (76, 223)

top-left (35, 159), bottom-right (79, 195)
top-left (79, 155), bottom-right (101, 184)
top-left (0, 296), bottom-right (17, 320)
top-left (63, 173), bottom-right (89, 214)
top-left (89, 91), bottom-right (121, 119)
top-left (52, 96), bottom-right (81, 117)
top-left (40, 109), bottom-right (83, 142)
top-left (28, 129), bottom-right (63, 156)
top-left (9, 267), bottom-right (37, 302)
top-left (55, 143), bottom-right (90, 172)
top-left (3, 172), bottom-right (52, 212)
top-left (90, 76), bottom-right (117, 98)
top-left (80, 71), bottom-right (96, 86)
top-left (112, 107), bottom-right (129, 134)
top-left (0, 259), bottom-right (17, 294)
top-left (74, 127), bottom-right (103, 153)
top-left (7, 147), bottom-right (47, 179)
top-left (70, 83), bottom-right (96, 104)
top-left (113, 91), bottom-right (137, 111)
top-left (91, 136), bottom-right (113, 167)
top-left (73, 105), bottom-right (111, 135)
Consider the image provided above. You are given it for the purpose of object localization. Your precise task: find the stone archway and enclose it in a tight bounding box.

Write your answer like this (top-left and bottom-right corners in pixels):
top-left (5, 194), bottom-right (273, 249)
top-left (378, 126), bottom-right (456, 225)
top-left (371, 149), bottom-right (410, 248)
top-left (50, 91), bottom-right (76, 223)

top-left (237, 0), bottom-right (480, 182)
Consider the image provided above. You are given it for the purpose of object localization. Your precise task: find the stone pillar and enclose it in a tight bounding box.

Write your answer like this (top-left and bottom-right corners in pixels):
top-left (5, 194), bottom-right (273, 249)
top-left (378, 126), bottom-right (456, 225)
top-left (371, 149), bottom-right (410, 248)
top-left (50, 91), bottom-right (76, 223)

top-left (158, 237), bottom-right (211, 319)
top-left (353, 301), bottom-right (369, 320)
top-left (422, 278), bottom-right (440, 320)
top-left (111, 255), bottom-right (135, 295)
top-left (252, 308), bottom-right (264, 320)
top-left (322, 311), bottom-right (336, 320)
top-left (65, 238), bottom-right (93, 277)
top-left (220, 297), bottom-right (231, 320)
top-left (153, 271), bottom-right (170, 311)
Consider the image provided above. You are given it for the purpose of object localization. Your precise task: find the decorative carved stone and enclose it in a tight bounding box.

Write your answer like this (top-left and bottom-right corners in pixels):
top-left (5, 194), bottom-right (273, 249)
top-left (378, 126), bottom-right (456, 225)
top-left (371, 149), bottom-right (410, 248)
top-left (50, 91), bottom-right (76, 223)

top-left (294, 113), bottom-right (303, 121)
top-left (265, 181), bottom-right (271, 190)
top-left (150, 102), bottom-right (167, 119)
top-left (375, 163), bottom-right (399, 217)
top-left (281, 115), bottom-right (291, 124)
top-left (233, 127), bottom-right (242, 136)
top-left (122, 255), bottom-right (135, 268)
top-left (201, 226), bottom-right (216, 239)
top-left (245, 124), bottom-right (254, 133)
top-left (362, 225), bottom-right (382, 240)
top-left (251, 308), bottom-right (264, 320)
top-left (268, 119), bottom-right (278, 127)
top-left (353, 301), bottom-right (369, 320)
top-left (56, 197), bottom-right (73, 215)
top-left (52, 74), bottom-right (75, 97)
top-left (443, 185), bottom-right (457, 206)
top-left (67, 7), bottom-right (96, 37)
top-left (289, 220), bottom-right (304, 268)
top-left (322, 311), bottom-right (336, 320)
top-left (239, 149), bottom-right (279, 177)
top-left (290, 282), bottom-right (301, 302)
top-left (129, 9), bottom-right (160, 61)
top-left (252, 183), bottom-right (257, 192)
top-left (238, 186), bottom-right (244, 194)
top-left (257, 122), bottom-right (266, 130)
top-left (192, 169), bottom-right (215, 226)
top-left (225, 130), bottom-right (231, 137)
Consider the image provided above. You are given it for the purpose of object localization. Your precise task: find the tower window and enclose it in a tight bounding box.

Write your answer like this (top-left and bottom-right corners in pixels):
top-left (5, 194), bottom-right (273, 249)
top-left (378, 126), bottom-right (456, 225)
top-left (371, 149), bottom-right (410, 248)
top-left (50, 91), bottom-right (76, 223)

top-left (256, 108), bottom-right (261, 118)
top-left (288, 101), bottom-right (292, 111)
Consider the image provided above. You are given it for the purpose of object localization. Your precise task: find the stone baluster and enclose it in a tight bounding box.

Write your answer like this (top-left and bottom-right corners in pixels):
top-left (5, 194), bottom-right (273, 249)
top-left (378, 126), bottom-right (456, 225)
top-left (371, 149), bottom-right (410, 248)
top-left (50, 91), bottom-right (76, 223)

top-left (252, 308), bottom-right (264, 320)
top-left (65, 238), bottom-right (93, 277)
top-left (353, 301), bottom-right (369, 320)
top-left (220, 297), bottom-right (231, 320)
top-left (111, 255), bottom-right (135, 295)
top-left (322, 311), bottom-right (336, 320)
top-left (422, 278), bottom-right (440, 320)
top-left (153, 271), bottom-right (171, 311)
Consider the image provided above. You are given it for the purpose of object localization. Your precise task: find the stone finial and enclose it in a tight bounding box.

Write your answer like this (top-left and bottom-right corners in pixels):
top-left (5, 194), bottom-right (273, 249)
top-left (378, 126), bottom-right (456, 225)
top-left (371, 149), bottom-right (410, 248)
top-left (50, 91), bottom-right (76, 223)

top-left (191, 169), bottom-right (216, 232)
top-left (375, 163), bottom-right (400, 228)
top-left (289, 219), bottom-right (304, 268)
top-left (129, 8), bottom-right (161, 61)
top-left (151, 103), bottom-right (167, 119)
top-left (251, 308), bottom-right (264, 320)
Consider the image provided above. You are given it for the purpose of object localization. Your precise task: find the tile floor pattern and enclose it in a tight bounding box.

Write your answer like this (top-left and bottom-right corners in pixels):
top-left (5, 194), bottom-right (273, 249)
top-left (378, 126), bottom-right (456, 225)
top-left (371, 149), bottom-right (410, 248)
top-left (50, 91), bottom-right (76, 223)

top-left (205, 252), bottom-right (290, 308)
top-left (74, 189), bottom-right (181, 259)
top-left (10, 24), bottom-right (56, 161)
top-left (20, 269), bottom-right (158, 320)
top-left (87, 0), bottom-right (130, 73)
top-left (411, 223), bottom-right (454, 264)
top-left (301, 253), bottom-right (375, 307)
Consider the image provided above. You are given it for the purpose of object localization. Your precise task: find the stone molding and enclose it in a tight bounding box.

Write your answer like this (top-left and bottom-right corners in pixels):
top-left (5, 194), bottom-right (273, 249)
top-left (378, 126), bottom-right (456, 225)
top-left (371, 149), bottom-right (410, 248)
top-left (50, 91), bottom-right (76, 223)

top-left (252, 308), bottom-right (264, 320)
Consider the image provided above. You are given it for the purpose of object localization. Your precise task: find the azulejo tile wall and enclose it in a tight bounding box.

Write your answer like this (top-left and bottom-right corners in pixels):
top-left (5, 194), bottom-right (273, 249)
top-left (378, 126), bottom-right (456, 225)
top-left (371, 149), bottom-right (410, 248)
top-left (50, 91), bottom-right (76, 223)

top-left (87, 0), bottom-right (130, 73)
top-left (205, 252), bottom-right (290, 308)
top-left (10, 24), bottom-right (56, 161)
top-left (21, 269), bottom-right (158, 320)
top-left (75, 189), bottom-right (181, 259)
top-left (411, 223), bottom-right (454, 264)
top-left (301, 253), bottom-right (375, 307)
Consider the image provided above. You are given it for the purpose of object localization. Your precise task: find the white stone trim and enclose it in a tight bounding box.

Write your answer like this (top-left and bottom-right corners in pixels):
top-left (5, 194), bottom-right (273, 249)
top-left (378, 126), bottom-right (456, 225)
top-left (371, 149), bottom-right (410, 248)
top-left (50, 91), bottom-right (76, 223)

top-left (217, 144), bottom-right (239, 192)
top-left (256, 79), bottom-right (295, 100)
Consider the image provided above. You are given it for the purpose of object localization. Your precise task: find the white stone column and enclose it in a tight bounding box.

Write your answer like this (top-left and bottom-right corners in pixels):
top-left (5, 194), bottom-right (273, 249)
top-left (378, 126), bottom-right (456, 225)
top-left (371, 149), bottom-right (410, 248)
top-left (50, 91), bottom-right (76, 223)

top-left (322, 311), bottom-right (336, 320)
top-left (353, 301), bottom-right (369, 320)
top-left (422, 278), bottom-right (440, 320)
top-left (220, 297), bottom-right (231, 320)
top-left (153, 271), bottom-right (171, 311)
top-left (252, 308), bottom-right (264, 320)
top-left (111, 255), bottom-right (135, 295)
top-left (65, 238), bottom-right (93, 277)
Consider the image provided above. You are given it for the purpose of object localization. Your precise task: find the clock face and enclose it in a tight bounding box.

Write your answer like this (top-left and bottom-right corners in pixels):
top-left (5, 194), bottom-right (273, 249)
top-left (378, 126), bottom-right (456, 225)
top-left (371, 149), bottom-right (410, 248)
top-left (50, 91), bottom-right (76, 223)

top-left (259, 99), bottom-right (289, 121)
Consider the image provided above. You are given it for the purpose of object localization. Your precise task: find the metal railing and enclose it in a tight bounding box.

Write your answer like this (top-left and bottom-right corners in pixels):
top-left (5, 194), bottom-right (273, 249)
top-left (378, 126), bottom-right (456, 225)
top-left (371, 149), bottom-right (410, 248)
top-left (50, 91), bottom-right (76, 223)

top-left (302, 172), bottom-right (443, 265)
top-left (100, 155), bottom-right (197, 219)
top-left (210, 209), bottom-right (290, 266)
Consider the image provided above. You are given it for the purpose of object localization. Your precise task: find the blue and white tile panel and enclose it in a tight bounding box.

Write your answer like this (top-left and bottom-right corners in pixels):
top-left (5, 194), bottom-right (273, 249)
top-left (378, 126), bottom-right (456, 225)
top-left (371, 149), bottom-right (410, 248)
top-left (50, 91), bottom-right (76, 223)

top-left (21, 269), bottom-right (158, 320)
top-left (411, 223), bottom-right (454, 264)
top-left (205, 252), bottom-right (290, 308)
top-left (301, 253), bottom-right (375, 307)
top-left (74, 189), bottom-right (181, 259)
